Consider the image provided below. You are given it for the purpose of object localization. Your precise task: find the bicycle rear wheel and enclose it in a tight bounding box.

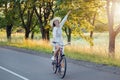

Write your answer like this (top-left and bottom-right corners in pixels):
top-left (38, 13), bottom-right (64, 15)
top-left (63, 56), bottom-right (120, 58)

top-left (58, 56), bottom-right (67, 79)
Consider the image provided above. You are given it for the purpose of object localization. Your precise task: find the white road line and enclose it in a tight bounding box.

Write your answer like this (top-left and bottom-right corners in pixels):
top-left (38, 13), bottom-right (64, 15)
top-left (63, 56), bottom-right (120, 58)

top-left (0, 66), bottom-right (29, 80)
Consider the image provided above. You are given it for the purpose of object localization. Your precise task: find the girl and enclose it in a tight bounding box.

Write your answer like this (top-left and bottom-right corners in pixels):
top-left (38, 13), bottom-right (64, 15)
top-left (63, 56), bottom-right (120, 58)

top-left (50, 10), bottom-right (71, 61)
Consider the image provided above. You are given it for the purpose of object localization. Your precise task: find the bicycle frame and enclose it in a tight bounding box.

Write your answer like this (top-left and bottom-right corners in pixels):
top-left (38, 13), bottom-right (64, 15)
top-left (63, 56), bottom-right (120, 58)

top-left (56, 48), bottom-right (64, 67)
top-left (52, 42), bottom-right (70, 78)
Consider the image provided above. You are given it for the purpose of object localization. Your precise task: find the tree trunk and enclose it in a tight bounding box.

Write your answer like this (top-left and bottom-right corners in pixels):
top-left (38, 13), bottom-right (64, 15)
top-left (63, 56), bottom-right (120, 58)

top-left (109, 32), bottom-right (115, 57)
top-left (41, 27), bottom-right (45, 40)
top-left (40, 28), bottom-right (50, 40)
top-left (31, 31), bottom-right (34, 39)
top-left (65, 27), bottom-right (71, 42)
top-left (90, 31), bottom-right (93, 38)
top-left (67, 28), bottom-right (71, 42)
top-left (25, 28), bottom-right (30, 39)
top-left (6, 24), bottom-right (13, 41)
top-left (106, 0), bottom-right (116, 57)
top-left (45, 29), bottom-right (50, 41)
top-left (67, 35), bottom-right (71, 42)
top-left (90, 12), bottom-right (96, 38)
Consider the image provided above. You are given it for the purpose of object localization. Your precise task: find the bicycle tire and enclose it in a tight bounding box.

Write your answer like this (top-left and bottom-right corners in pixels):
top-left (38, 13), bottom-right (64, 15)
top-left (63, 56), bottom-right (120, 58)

top-left (52, 56), bottom-right (58, 74)
top-left (52, 62), bottom-right (57, 74)
top-left (58, 56), bottom-right (67, 79)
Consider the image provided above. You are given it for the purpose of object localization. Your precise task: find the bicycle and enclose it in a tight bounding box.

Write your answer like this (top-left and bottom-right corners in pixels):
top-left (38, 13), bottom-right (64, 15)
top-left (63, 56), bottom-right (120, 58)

top-left (52, 42), bottom-right (70, 79)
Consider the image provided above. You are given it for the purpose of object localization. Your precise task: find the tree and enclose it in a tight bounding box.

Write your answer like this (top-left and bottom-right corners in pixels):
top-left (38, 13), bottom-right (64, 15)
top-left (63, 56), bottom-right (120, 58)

top-left (34, 0), bottom-right (55, 40)
top-left (0, 0), bottom-right (22, 41)
top-left (0, 0), bottom-right (15, 41)
top-left (17, 0), bottom-right (36, 39)
top-left (81, 0), bottom-right (101, 38)
top-left (106, 0), bottom-right (120, 57)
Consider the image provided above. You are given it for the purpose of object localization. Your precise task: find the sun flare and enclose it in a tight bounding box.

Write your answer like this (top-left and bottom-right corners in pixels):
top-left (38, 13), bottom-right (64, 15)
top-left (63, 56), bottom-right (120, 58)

top-left (115, 3), bottom-right (120, 15)
top-left (114, 3), bottom-right (120, 23)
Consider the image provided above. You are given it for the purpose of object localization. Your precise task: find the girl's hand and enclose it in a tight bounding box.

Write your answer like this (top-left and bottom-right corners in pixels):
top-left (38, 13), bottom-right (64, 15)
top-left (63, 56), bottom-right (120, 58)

top-left (67, 10), bottom-right (71, 15)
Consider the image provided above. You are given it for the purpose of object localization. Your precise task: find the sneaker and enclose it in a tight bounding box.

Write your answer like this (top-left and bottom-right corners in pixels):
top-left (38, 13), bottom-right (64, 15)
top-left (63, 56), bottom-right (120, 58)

top-left (51, 56), bottom-right (55, 61)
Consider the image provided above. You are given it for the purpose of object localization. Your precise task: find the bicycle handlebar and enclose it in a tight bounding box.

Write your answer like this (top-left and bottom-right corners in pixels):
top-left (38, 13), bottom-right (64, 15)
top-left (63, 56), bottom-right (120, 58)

top-left (61, 42), bottom-right (71, 46)
top-left (52, 42), bottom-right (71, 47)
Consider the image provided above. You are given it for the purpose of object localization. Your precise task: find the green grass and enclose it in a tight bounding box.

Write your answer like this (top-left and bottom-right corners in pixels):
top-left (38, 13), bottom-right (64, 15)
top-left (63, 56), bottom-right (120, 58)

top-left (66, 50), bottom-right (120, 67)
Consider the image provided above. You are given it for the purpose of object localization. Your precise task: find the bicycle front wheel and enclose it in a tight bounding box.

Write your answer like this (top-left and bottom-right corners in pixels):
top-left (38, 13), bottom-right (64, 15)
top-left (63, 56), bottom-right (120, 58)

top-left (52, 61), bottom-right (57, 74)
top-left (58, 56), bottom-right (67, 79)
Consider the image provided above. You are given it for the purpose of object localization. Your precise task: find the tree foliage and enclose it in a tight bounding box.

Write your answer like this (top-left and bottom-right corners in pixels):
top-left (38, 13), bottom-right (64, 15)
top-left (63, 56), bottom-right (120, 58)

top-left (54, 0), bottom-right (105, 45)
top-left (0, 0), bottom-right (106, 44)
top-left (0, 0), bottom-right (17, 40)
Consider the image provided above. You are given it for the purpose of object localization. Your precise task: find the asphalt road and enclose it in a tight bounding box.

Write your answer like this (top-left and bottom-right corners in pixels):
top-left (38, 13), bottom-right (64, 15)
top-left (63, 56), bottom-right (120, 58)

top-left (0, 47), bottom-right (120, 80)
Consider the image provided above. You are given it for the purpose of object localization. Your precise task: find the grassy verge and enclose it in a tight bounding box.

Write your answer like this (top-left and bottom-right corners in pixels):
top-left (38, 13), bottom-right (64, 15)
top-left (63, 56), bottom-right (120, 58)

top-left (0, 40), bottom-right (120, 67)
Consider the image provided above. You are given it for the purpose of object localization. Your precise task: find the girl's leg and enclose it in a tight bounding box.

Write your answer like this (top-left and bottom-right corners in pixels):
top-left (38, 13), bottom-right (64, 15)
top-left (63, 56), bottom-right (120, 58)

top-left (54, 45), bottom-right (60, 60)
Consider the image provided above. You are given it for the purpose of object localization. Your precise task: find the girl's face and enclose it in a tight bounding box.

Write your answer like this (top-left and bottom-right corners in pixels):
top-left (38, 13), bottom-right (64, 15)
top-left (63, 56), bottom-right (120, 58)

top-left (53, 20), bottom-right (59, 27)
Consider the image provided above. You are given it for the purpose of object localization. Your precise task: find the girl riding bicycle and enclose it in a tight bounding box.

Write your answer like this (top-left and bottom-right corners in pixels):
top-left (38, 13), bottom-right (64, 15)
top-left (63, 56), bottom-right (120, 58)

top-left (50, 10), bottom-right (71, 61)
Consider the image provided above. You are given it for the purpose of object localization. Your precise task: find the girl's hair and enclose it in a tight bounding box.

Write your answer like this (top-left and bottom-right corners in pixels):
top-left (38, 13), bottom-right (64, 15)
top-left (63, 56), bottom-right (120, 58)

top-left (53, 22), bottom-right (56, 27)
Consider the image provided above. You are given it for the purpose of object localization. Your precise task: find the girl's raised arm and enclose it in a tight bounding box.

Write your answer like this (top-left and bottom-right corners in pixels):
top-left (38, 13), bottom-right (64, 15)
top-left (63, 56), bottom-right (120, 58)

top-left (60, 10), bottom-right (71, 28)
